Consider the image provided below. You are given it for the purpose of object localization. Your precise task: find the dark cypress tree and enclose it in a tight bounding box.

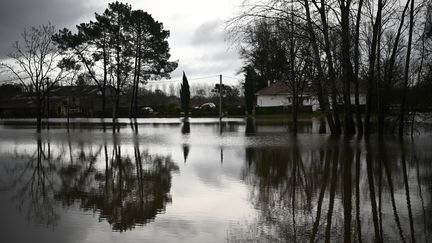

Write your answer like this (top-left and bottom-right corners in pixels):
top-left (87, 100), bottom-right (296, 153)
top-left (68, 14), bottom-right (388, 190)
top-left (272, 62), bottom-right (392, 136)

top-left (180, 72), bottom-right (190, 117)
top-left (244, 66), bottom-right (256, 116)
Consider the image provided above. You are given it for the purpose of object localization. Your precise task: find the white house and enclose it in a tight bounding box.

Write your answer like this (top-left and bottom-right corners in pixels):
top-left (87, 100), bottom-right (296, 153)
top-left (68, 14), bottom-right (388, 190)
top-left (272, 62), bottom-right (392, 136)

top-left (256, 81), bottom-right (320, 111)
top-left (255, 81), bottom-right (366, 111)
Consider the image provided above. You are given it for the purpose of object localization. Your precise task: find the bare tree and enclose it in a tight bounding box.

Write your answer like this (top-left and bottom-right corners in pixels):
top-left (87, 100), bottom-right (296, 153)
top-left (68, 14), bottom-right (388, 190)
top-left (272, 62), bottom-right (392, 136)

top-left (339, 0), bottom-right (357, 135)
top-left (1, 23), bottom-right (68, 132)
top-left (302, 0), bottom-right (338, 134)
top-left (399, 0), bottom-right (416, 136)
top-left (379, 0), bottom-right (411, 134)
top-left (229, 0), bottom-right (428, 136)
top-left (364, 0), bottom-right (384, 134)
top-left (310, 0), bottom-right (343, 134)
top-left (353, 0), bottom-right (365, 135)
top-left (227, 0), bottom-right (339, 134)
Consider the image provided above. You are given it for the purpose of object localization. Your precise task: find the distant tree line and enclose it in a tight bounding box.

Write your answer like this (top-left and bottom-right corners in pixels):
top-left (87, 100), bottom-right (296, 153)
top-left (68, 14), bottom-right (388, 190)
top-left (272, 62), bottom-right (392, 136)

top-left (230, 0), bottom-right (432, 136)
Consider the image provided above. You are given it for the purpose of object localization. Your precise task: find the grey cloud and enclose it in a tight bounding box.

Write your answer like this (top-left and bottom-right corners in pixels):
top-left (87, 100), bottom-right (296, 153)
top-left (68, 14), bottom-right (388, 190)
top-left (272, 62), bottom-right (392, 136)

top-left (167, 47), bottom-right (241, 81)
top-left (190, 19), bottom-right (225, 45)
top-left (175, 59), bottom-right (241, 79)
top-left (0, 0), bottom-right (103, 56)
top-left (200, 48), bottom-right (240, 63)
top-left (174, 46), bottom-right (240, 78)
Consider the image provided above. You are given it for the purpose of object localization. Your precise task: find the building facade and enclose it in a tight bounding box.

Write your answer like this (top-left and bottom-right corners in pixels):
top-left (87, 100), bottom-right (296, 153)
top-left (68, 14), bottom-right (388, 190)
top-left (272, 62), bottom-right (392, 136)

top-left (255, 81), bottom-right (366, 112)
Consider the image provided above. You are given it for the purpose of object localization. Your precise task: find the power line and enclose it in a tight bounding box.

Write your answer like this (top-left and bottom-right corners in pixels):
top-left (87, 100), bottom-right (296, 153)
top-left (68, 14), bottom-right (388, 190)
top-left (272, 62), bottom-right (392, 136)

top-left (147, 74), bottom-right (242, 84)
top-left (189, 75), bottom-right (221, 81)
top-left (222, 75), bottom-right (241, 80)
top-left (147, 74), bottom-right (222, 84)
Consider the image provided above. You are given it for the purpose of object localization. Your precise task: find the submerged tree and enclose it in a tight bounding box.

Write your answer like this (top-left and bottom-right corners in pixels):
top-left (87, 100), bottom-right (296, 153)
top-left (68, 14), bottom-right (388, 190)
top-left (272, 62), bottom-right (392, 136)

top-left (54, 1), bottom-right (177, 125)
top-left (244, 65), bottom-right (257, 115)
top-left (128, 9), bottom-right (178, 119)
top-left (1, 24), bottom-right (69, 132)
top-left (53, 20), bottom-right (110, 117)
top-left (180, 72), bottom-right (190, 117)
top-left (233, 12), bottom-right (314, 133)
top-left (228, 0), bottom-right (430, 136)
top-left (399, 0), bottom-right (416, 136)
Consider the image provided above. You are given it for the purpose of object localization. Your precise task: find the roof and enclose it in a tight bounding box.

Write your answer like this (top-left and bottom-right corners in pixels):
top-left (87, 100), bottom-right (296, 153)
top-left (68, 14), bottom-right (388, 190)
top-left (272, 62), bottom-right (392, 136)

top-left (255, 80), bottom-right (363, 97)
top-left (256, 81), bottom-right (291, 96)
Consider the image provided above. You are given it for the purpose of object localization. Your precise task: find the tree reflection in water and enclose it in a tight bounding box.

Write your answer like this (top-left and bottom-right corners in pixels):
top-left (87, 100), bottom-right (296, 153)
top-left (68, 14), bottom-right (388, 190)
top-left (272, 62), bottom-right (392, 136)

top-left (181, 121), bottom-right (191, 163)
top-left (2, 136), bottom-right (179, 232)
top-left (229, 137), bottom-right (432, 243)
top-left (2, 138), bottom-right (61, 228)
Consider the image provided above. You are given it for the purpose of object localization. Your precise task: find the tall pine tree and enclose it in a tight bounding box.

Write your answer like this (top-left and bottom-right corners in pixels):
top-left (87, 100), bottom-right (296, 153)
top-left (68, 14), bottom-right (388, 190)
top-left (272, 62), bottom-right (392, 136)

top-left (180, 72), bottom-right (190, 117)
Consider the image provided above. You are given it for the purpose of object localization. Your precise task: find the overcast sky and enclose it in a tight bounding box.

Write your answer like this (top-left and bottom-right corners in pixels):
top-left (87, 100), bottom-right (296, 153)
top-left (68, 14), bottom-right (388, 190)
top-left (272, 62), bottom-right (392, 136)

top-left (0, 0), bottom-right (244, 86)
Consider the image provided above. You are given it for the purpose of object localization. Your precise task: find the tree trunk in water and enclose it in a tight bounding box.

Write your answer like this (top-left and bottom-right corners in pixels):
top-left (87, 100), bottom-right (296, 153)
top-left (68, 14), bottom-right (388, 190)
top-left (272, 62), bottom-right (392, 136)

top-left (67, 97), bottom-right (70, 131)
top-left (340, 1), bottom-right (356, 135)
top-left (399, 0), bottom-right (415, 137)
top-left (317, 0), bottom-right (341, 134)
top-left (292, 98), bottom-right (298, 134)
top-left (303, 0), bottom-right (337, 134)
top-left (113, 16), bottom-right (121, 133)
top-left (102, 41), bottom-right (108, 118)
top-left (101, 89), bottom-right (106, 118)
top-left (129, 80), bottom-right (136, 118)
top-left (354, 0), bottom-right (364, 135)
top-left (37, 95), bottom-right (42, 132)
top-left (36, 79), bottom-right (42, 132)
top-left (112, 90), bottom-right (120, 133)
top-left (134, 43), bottom-right (141, 119)
top-left (129, 34), bottom-right (139, 119)
top-left (113, 68), bottom-right (120, 133)
top-left (354, 82), bottom-right (362, 134)
top-left (129, 72), bottom-right (137, 118)
top-left (365, 0), bottom-right (383, 135)
top-left (46, 80), bottom-right (50, 131)
top-left (410, 31), bottom-right (426, 136)
top-left (380, 0), bottom-right (410, 135)
top-left (134, 73), bottom-right (139, 119)
top-left (290, 6), bottom-right (297, 135)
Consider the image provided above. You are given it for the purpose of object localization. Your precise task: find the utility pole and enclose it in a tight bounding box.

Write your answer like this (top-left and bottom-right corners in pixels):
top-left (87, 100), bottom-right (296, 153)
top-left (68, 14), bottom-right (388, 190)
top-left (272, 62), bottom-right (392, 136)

top-left (219, 74), bottom-right (222, 121)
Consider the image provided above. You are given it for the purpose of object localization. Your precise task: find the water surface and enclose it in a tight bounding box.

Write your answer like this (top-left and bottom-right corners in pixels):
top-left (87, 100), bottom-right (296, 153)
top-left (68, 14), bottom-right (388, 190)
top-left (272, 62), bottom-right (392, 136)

top-left (0, 118), bottom-right (431, 242)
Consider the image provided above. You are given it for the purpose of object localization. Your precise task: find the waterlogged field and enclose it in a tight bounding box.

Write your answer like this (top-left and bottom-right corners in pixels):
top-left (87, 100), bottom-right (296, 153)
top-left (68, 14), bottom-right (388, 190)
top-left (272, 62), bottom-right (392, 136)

top-left (0, 118), bottom-right (431, 242)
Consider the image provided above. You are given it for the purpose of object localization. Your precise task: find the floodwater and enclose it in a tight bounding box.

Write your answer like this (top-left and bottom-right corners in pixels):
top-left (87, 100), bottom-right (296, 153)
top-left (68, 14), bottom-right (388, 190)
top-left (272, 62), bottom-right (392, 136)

top-left (0, 118), bottom-right (431, 243)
